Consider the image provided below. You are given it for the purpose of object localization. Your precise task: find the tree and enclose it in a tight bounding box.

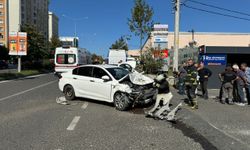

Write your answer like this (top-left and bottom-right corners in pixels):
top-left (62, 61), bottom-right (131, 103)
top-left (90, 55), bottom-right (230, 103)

top-left (91, 53), bottom-right (104, 64)
top-left (0, 46), bottom-right (9, 60)
top-left (21, 24), bottom-right (48, 61)
top-left (128, 0), bottom-right (154, 55)
top-left (142, 47), bottom-right (163, 74)
top-left (110, 36), bottom-right (128, 51)
top-left (49, 36), bottom-right (62, 58)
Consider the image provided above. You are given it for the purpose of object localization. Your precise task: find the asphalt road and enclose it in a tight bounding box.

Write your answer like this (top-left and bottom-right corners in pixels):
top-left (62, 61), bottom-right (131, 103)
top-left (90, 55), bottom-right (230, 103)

top-left (0, 74), bottom-right (204, 150)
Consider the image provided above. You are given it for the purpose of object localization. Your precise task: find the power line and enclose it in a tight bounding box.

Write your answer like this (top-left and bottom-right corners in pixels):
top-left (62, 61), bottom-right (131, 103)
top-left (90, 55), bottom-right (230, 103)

top-left (187, 0), bottom-right (250, 17)
top-left (183, 4), bottom-right (250, 22)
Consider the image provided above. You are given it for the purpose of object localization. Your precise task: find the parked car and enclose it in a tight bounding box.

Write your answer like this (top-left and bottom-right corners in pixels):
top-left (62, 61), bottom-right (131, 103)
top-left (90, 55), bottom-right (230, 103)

top-left (0, 60), bottom-right (8, 69)
top-left (58, 65), bottom-right (157, 111)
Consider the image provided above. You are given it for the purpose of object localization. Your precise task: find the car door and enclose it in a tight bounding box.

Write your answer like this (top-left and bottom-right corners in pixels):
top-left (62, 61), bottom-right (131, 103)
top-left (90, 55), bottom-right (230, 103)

top-left (73, 66), bottom-right (94, 98)
top-left (88, 67), bottom-right (113, 102)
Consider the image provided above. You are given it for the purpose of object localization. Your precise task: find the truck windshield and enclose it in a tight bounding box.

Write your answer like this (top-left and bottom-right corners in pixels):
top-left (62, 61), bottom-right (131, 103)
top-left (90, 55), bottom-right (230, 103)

top-left (57, 54), bottom-right (76, 64)
top-left (106, 67), bottom-right (129, 80)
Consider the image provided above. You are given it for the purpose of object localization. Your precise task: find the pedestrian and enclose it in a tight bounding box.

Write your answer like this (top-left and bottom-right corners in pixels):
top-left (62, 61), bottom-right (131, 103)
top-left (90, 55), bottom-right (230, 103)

top-left (219, 66), bottom-right (237, 104)
top-left (233, 64), bottom-right (247, 106)
top-left (178, 63), bottom-right (187, 95)
top-left (184, 59), bottom-right (198, 109)
top-left (240, 63), bottom-right (250, 105)
top-left (197, 62), bottom-right (212, 99)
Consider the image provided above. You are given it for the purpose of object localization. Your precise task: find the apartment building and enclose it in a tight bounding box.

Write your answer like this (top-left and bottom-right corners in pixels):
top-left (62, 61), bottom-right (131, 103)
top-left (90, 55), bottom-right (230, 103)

top-left (48, 11), bottom-right (59, 41)
top-left (0, 0), bottom-right (8, 46)
top-left (8, 0), bottom-right (49, 40)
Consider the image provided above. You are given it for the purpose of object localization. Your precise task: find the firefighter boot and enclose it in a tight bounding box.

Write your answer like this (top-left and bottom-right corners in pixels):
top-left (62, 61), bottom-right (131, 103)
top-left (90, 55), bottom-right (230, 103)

top-left (191, 100), bottom-right (198, 109)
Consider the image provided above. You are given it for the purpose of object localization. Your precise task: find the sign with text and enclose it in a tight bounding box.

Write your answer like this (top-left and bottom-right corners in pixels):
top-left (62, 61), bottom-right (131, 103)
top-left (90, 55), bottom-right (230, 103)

top-left (8, 32), bottom-right (27, 56)
top-left (204, 54), bottom-right (227, 66)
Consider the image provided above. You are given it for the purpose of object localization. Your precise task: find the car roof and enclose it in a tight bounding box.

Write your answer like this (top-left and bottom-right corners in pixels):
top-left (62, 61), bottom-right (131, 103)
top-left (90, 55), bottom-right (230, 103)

top-left (78, 64), bottom-right (119, 69)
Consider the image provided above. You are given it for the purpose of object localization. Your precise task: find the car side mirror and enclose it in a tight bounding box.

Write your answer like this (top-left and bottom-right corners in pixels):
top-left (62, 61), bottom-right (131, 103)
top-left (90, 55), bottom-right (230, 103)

top-left (101, 75), bottom-right (110, 82)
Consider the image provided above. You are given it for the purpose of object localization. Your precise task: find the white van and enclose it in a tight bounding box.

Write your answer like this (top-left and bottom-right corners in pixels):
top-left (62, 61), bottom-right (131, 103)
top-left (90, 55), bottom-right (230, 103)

top-left (108, 49), bottom-right (127, 65)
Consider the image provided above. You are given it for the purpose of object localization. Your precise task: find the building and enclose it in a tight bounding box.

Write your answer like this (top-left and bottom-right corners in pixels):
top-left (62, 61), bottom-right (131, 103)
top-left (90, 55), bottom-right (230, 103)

top-left (143, 26), bottom-right (250, 67)
top-left (48, 11), bottom-right (59, 41)
top-left (143, 31), bottom-right (250, 51)
top-left (199, 46), bottom-right (250, 89)
top-left (127, 49), bottom-right (140, 58)
top-left (59, 36), bottom-right (79, 48)
top-left (0, 0), bottom-right (8, 46)
top-left (8, 0), bottom-right (49, 40)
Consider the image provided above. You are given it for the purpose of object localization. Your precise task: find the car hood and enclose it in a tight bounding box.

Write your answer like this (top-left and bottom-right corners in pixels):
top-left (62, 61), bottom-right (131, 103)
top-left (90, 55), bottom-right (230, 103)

top-left (127, 71), bottom-right (154, 85)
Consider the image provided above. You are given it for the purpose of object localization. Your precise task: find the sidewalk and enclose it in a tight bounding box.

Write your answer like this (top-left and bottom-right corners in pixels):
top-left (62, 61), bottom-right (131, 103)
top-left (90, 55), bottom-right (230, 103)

top-left (172, 89), bottom-right (250, 150)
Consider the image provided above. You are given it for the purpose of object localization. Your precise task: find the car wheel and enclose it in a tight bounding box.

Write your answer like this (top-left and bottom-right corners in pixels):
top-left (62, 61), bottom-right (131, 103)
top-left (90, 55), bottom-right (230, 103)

top-left (114, 92), bottom-right (131, 111)
top-left (64, 85), bottom-right (75, 101)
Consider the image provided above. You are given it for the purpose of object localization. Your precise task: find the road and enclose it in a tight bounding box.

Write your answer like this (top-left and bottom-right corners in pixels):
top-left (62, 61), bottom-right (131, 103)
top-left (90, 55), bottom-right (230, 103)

top-left (0, 74), bottom-right (204, 150)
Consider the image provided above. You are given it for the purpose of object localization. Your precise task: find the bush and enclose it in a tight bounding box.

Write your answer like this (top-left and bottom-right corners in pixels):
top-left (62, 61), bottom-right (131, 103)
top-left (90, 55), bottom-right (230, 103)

top-left (141, 48), bottom-right (163, 74)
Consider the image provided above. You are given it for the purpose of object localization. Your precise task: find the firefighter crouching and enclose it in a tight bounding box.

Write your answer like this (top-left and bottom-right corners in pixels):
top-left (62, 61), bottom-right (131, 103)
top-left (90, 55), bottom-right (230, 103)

top-left (145, 74), bottom-right (173, 117)
top-left (184, 59), bottom-right (198, 109)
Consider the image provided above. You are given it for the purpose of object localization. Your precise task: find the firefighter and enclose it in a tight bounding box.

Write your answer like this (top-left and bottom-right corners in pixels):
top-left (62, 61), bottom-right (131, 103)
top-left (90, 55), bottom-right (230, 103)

top-left (145, 74), bottom-right (173, 117)
top-left (184, 59), bottom-right (198, 109)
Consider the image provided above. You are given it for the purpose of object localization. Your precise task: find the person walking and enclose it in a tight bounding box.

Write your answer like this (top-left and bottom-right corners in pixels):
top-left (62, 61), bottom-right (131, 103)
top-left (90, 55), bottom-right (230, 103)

top-left (240, 63), bottom-right (250, 105)
top-left (233, 64), bottom-right (247, 106)
top-left (184, 59), bottom-right (198, 109)
top-left (219, 66), bottom-right (237, 104)
top-left (178, 63), bottom-right (187, 95)
top-left (198, 62), bottom-right (212, 99)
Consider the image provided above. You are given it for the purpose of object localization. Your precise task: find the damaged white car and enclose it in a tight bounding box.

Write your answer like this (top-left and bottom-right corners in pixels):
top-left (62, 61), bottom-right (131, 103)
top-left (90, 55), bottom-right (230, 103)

top-left (58, 65), bottom-right (157, 111)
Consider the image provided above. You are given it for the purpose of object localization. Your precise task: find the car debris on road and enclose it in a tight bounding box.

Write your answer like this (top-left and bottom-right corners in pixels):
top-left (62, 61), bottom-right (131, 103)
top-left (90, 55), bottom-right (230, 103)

top-left (56, 96), bottom-right (69, 105)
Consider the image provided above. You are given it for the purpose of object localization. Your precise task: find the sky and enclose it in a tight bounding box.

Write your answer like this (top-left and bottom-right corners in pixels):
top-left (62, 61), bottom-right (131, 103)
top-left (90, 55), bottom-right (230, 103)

top-left (49, 0), bottom-right (250, 57)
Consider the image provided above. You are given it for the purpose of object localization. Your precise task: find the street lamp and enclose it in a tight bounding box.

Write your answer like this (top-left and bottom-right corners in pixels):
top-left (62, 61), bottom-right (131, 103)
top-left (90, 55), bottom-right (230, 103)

top-left (62, 14), bottom-right (88, 38)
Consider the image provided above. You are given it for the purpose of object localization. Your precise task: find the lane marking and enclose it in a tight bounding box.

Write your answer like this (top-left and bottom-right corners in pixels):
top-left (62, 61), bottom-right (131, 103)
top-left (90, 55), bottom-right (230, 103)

top-left (67, 116), bottom-right (81, 131)
top-left (207, 122), bottom-right (250, 148)
top-left (0, 73), bottom-right (52, 84)
top-left (81, 102), bottom-right (88, 110)
top-left (0, 80), bottom-right (57, 102)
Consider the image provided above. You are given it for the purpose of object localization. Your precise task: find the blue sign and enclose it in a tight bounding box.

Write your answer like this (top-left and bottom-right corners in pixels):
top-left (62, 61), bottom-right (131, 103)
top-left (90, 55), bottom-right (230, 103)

top-left (203, 54), bottom-right (227, 66)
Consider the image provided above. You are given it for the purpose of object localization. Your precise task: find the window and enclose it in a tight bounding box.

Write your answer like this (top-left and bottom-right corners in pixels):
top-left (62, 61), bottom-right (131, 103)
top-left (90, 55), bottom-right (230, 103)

top-left (0, 3), bottom-right (3, 9)
top-left (93, 67), bottom-right (109, 79)
top-left (78, 67), bottom-right (93, 77)
top-left (0, 12), bottom-right (3, 16)
top-left (72, 68), bottom-right (78, 75)
top-left (0, 27), bottom-right (3, 32)
top-left (56, 54), bottom-right (76, 64)
top-left (106, 67), bottom-right (129, 80)
top-left (0, 19), bottom-right (3, 24)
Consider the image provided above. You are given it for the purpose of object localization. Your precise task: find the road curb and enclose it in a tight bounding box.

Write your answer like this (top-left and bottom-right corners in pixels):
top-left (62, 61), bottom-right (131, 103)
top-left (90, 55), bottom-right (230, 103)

top-left (0, 73), bottom-right (53, 83)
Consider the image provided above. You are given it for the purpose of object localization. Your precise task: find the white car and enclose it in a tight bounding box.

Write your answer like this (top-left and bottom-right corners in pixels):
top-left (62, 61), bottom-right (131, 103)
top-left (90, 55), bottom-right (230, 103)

top-left (58, 65), bottom-right (157, 111)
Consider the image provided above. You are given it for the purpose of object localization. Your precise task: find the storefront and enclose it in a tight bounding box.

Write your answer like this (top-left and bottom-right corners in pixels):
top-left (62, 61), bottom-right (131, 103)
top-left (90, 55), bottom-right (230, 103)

top-left (199, 46), bottom-right (250, 89)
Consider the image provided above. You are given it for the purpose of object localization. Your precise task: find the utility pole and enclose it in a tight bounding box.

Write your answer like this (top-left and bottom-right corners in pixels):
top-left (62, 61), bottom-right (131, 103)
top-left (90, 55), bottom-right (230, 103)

top-left (173, 0), bottom-right (180, 71)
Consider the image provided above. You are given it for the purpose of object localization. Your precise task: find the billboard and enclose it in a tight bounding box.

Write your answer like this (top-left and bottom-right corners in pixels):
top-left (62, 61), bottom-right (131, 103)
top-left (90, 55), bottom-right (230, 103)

top-left (9, 32), bottom-right (18, 55)
top-left (153, 24), bottom-right (168, 31)
top-left (203, 54), bottom-right (227, 66)
top-left (9, 32), bottom-right (27, 56)
top-left (154, 36), bottom-right (168, 43)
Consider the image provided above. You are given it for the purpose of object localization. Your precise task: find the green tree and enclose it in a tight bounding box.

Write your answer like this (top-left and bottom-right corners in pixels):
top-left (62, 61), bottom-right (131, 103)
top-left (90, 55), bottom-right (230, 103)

top-left (49, 36), bottom-right (62, 58)
top-left (110, 36), bottom-right (128, 51)
top-left (128, 0), bottom-right (154, 55)
top-left (0, 46), bottom-right (9, 60)
top-left (142, 48), bottom-right (163, 74)
top-left (91, 53), bottom-right (104, 64)
top-left (21, 24), bottom-right (48, 61)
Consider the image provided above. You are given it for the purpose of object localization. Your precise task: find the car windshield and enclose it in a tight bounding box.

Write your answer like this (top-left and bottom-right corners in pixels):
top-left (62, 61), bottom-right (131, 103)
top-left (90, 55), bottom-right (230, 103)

top-left (106, 67), bottom-right (129, 80)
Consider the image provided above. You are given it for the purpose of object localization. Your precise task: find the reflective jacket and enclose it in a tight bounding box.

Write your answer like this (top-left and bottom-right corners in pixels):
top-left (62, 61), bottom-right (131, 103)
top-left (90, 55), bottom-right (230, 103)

top-left (184, 65), bottom-right (198, 85)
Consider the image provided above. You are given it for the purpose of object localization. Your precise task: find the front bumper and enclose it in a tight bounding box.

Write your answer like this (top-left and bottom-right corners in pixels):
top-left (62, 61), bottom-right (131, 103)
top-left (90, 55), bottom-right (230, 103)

top-left (129, 88), bottom-right (157, 104)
